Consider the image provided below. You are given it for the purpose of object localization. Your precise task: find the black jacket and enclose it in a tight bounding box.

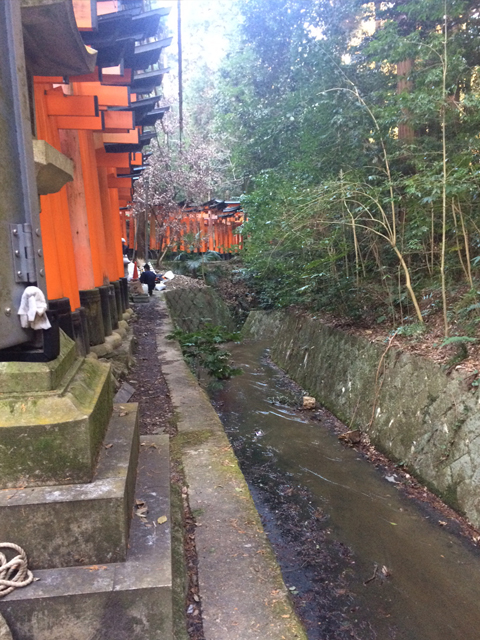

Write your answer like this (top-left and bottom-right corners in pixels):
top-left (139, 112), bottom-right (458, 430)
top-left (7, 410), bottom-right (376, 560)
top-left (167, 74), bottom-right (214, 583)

top-left (140, 270), bottom-right (156, 288)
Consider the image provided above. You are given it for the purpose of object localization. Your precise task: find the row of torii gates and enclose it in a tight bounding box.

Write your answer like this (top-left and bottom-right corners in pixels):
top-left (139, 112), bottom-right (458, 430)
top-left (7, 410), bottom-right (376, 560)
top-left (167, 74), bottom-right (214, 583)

top-left (123, 200), bottom-right (245, 257)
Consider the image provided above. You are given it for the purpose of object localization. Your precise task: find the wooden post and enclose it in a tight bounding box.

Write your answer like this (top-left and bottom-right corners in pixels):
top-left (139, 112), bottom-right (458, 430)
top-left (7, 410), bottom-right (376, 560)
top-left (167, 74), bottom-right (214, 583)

top-left (128, 216), bottom-right (135, 250)
top-left (97, 165), bottom-right (122, 281)
top-left (149, 213), bottom-right (156, 250)
top-left (77, 129), bottom-right (109, 285)
top-left (59, 129), bottom-right (95, 291)
top-left (108, 184), bottom-right (125, 278)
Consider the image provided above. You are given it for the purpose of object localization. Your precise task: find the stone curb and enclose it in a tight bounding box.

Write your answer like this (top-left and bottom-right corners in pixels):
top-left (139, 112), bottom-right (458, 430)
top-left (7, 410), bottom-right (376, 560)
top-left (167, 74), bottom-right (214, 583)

top-left (157, 296), bottom-right (307, 640)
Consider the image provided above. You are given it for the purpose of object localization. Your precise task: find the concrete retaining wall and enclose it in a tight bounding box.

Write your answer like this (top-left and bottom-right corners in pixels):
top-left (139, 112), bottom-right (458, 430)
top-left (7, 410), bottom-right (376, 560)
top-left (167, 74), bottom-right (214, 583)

top-left (164, 287), bottom-right (236, 333)
top-left (243, 310), bottom-right (480, 527)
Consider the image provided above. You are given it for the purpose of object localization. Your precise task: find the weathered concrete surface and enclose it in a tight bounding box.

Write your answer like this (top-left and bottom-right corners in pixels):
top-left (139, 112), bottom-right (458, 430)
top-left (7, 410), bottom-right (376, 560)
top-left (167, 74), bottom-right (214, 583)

top-left (98, 330), bottom-right (136, 384)
top-left (243, 310), bottom-right (480, 527)
top-left (0, 331), bottom-right (77, 394)
top-left (0, 435), bottom-right (172, 640)
top-left (158, 297), bottom-right (306, 640)
top-left (32, 139), bottom-right (73, 195)
top-left (0, 354), bottom-right (112, 488)
top-left (165, 287), bottom-right (236, 333)
top-left (0, 615), bottom-right (12, 640)
top-left (0, 404), bottom-right (139, 569)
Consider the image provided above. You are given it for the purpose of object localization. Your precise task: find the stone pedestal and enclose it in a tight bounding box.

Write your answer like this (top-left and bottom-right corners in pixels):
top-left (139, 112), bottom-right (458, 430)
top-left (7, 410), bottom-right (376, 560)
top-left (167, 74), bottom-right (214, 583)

top-left (0, 331), bottom-right (173, 639)
top-left (0, 435), bottom-right (171, 640)
top-left (99, 285), bottom-right (113, 337)
top-left (0, 334), bottom-right (111, 488)
top-left (113, 280), bottom-right (123, 321)
top-left (79, 288), bottom-right (105, 346)
top-left (120, 277), bottom-right (129, 310)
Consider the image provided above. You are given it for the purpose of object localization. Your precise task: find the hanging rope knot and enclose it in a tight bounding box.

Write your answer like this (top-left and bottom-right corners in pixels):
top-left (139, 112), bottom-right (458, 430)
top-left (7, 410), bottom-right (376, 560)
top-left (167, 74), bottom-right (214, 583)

top-left (0, 543), bottom-right (34, 598)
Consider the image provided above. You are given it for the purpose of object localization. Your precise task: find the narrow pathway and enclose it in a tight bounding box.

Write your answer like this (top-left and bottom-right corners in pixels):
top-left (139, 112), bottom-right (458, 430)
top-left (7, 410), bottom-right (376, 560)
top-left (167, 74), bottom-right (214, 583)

top-left (128, 296), bottom-right (306, 640)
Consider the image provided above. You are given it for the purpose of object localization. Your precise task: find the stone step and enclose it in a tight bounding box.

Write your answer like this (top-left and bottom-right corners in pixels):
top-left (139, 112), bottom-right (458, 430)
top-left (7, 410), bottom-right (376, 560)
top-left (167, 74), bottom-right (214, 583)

top-left (0, 404), bottom-right (139, 569)
top-left (0, 435), bottom-right (172, 640)
top-left (0, 352), bottom-right (113, 489)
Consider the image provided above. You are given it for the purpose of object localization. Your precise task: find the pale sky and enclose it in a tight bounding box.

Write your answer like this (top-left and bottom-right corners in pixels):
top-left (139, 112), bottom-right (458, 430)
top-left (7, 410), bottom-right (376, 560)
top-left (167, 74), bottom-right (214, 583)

top-left (157, 0), bottom-right (238, 97)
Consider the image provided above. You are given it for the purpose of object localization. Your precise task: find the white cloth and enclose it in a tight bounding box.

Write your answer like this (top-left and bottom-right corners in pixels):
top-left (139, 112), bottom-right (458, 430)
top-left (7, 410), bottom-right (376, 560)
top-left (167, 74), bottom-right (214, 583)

top-left (17, 286), bottom-right (51, 330)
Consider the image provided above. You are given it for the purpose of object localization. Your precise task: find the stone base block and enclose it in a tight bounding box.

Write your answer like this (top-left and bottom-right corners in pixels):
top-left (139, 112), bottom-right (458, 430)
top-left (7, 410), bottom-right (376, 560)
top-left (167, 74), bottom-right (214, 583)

top-left (114, 326), bottom-right (127, 339)
top-left (131, 294), bottom-right (150, 303)
top-left (0, 331), bottom-right (76, 395)
top-left (90, 333), bottom-right (123, 358)
top-left (100, 334), bottom-right (136, 382)
top-left (0, 435), bottom-right (171, 640)
top-left (0, 354), bottom-right (112, 489)
top-left (0, 405), bottom-right (139, 569)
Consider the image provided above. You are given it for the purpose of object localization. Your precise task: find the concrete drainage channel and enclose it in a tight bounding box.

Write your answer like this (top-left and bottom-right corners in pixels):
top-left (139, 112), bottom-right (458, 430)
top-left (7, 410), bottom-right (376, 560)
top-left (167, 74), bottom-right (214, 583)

top-left (158, 296), bottom-right (306, 640)
top-left (162, 285), bottom-right (480, 639)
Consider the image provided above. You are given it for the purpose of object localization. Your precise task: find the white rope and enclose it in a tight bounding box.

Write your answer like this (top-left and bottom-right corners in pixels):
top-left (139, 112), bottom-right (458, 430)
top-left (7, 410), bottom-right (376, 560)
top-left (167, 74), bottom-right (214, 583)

top-left (0, 543), bottom-right (33, 598)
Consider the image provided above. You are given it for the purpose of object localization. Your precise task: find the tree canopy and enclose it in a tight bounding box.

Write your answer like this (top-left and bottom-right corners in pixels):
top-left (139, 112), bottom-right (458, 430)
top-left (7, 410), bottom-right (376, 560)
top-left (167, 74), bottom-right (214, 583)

top-left (214, 0), bottom-right (480, 332)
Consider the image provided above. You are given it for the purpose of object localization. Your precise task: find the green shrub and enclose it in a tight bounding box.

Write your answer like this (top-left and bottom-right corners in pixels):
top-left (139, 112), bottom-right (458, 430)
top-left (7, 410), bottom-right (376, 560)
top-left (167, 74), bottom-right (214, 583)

top-left (166, 324), bottom-right (242, 381)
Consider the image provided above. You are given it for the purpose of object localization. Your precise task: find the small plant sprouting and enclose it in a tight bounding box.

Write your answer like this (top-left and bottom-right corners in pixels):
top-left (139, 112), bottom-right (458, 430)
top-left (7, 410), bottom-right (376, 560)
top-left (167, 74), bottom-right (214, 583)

top-left (439, 336), bottom-right (478, 368)
top-left (395, 323), bottom-right (426, 338)
top-left (166, 323), bottom-right (242, 382)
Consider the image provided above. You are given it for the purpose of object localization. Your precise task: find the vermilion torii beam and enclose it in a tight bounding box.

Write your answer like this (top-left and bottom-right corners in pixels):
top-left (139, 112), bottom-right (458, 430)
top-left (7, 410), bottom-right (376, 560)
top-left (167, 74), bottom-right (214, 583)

top-left (72, 82), bottom-right (130, 107)
top-left (45, 93), bottom-right (98, 117)
top-left (107, 176), bottom-right (133, 189)
top-left (95, 150), bottom-right (131, 168)
top-left (55, 114), bottom-right (104, 130)
top-left (103, 110), bottom-right (134, 132)
top-left (102, 68), bottom-right (132, 86)
top-left (103, 127), bottom-right (139, 145)
top-left (130, 152), bottom-right (142, 165)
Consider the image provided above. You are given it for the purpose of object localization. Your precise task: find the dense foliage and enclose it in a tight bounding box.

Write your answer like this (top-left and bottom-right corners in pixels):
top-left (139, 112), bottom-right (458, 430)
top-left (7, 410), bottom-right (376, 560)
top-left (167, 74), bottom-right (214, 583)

top-left (217, 0), bottom-right (480, 332)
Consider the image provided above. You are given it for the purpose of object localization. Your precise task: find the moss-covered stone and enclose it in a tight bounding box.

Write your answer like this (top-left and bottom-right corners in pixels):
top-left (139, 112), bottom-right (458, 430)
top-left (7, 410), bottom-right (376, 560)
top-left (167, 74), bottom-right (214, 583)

top-left (0, 331), bottom-right (76, 394)
top-left (0, 404), bottom-right (139, 569)
top-left (0, 357), bottom-right (112, 488)
top-left (164, 287), bottom-right (236, 333)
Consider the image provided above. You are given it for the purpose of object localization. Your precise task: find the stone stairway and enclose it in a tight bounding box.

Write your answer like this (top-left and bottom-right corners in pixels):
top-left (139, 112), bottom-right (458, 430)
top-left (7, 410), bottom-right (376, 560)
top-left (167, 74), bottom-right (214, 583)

top-left (0, 334), bottom-right (172, 640)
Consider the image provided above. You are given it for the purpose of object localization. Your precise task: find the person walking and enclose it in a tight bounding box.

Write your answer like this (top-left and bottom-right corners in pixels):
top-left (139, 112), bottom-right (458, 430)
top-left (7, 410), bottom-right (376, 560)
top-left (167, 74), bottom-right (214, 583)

top-left (139, 264), bottom-right (157, 296)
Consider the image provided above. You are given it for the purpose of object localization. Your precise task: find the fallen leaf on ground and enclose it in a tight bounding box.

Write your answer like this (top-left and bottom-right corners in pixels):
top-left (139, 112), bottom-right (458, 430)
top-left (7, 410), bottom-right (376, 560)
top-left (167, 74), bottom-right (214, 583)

top-left (157, 515), bottom-right (167, 525)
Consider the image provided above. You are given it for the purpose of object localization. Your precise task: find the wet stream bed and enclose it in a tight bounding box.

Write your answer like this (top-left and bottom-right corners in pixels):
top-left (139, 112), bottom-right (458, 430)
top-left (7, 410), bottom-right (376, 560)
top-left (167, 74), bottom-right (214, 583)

top-left (210, 340), bottom-right (480, 640)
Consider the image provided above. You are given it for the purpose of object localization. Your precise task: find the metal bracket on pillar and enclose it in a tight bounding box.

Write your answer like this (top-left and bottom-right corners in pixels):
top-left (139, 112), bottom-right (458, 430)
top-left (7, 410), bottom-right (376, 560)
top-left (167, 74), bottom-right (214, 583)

top-left (10, 223), bottom-right (36, 284)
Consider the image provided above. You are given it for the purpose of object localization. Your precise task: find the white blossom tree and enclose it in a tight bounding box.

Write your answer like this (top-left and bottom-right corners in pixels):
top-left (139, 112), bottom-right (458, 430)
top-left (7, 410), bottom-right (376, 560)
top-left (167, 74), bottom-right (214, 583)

top-left (133, 104), bottom-right (240, 261)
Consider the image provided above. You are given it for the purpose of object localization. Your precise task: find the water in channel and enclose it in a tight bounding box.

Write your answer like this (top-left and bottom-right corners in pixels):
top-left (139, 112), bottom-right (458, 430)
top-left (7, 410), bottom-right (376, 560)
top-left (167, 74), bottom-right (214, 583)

top-left (211, 340), bottom-right (480, 640)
